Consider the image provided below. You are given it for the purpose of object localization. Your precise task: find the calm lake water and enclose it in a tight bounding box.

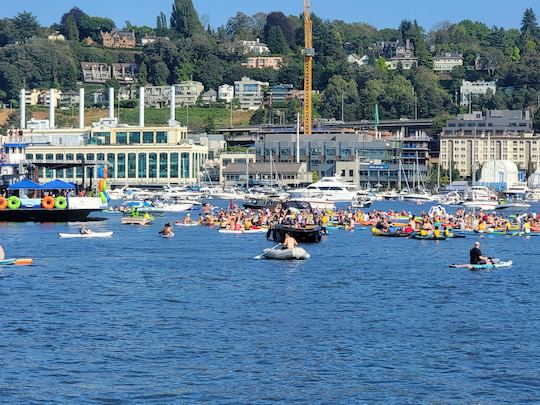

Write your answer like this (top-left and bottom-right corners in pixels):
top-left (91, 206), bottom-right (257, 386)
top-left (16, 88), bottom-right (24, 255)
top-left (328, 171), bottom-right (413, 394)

top-left (1, 201), bottom-right (540, 403)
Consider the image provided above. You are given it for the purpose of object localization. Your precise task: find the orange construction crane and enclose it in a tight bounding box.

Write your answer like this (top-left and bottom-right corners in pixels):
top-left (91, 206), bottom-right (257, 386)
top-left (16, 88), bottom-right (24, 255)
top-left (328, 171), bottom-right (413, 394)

top-left (303, 0), bottom-right (314, 135)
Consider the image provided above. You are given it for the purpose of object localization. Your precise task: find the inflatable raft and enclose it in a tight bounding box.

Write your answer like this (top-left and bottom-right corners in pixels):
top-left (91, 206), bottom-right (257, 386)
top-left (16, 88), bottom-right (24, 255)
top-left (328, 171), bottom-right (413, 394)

top-left (262, 247), bottom-right (310, 260)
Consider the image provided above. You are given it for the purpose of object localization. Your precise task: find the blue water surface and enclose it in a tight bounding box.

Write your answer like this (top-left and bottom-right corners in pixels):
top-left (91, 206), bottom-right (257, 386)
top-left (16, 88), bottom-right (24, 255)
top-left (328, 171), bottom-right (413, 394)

top-left (1, 201), bottom-right (539, 403)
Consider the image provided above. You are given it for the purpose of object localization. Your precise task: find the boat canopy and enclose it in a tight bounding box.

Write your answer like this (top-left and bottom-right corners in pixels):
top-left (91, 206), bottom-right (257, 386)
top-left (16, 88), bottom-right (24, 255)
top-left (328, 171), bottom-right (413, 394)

top-left (41, 179), bottom-right (76, 190)
top-left (7, 179), bottom-right (42, 190)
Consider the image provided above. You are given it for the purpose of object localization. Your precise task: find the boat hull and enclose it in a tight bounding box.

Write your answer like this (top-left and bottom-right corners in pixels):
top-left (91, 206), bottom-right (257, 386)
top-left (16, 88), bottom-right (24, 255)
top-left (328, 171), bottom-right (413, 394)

top-left (0, 208), bottom-right (101, 223)
top-left (269, 225), bottom-right (322, 243)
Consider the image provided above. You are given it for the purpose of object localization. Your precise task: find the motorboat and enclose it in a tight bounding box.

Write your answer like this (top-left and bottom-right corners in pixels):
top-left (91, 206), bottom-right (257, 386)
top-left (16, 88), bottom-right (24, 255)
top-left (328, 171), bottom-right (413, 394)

top-left (494, 202), bottom-right (531, 214)
top-left (401, 190), bottom-right (436, 202)
top-left (463, 186), bottom-right (499, 211)
top-left (438, 190), bottom-right (464, 205)
top-left (376, 190), bottom-right (401, 201)
top-left (207, 187), bottom-right (247, 201)
top-left (287, 177), bottom-right (358, 202)
top-left (288, 196), bottom-right (336, 211)
top-left (351, 192), bottom-right (374, 209)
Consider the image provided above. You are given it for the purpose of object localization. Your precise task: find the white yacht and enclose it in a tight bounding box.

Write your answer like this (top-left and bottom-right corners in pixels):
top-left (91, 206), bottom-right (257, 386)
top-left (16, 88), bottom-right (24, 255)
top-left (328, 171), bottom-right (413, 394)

top-left (463, 186), bottom-right (498, 210)
top-left (288, 196), bottom-right (336, 211)
top-left (287, 177), bottom-right (359, 202)
top-left (401, 190), bottom-right (437, 202)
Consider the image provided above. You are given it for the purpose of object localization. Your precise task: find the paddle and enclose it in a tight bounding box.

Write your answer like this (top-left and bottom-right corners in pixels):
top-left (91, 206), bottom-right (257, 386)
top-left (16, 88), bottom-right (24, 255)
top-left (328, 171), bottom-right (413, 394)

top-left (254, 244), bottom-right (282, 260)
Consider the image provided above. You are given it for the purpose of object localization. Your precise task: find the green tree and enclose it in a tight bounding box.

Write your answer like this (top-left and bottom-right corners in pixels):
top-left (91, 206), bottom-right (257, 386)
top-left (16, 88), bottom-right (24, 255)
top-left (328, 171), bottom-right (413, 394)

top-left (65, 15), bottom-right (79, 41)
top-left (170, 0), bottom-right (202, 38)
top-left (521, 8), bottom-right (538, 53)
top-left (319, 75), bottom-right (359, 120)
top-left (78, 15), bottom-right (115, 41)
top-left (60, 7), bottom-right (86, 37)
top-left (265, 26), bottom-right (289, 54)
top-left (156, 12), bottom-right (168, 37)
top-left (263, 12), bottom-right (295, 48)
top-left (14, 11), bottom-right (41, 42)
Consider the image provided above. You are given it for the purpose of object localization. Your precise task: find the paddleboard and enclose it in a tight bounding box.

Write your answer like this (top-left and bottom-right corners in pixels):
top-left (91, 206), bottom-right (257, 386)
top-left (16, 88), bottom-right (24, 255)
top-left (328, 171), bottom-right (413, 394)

top-left (219, 229), bottom-right (266, 234)
top-left (175, 222), bottom-right (199, 227)
top-left (450, 260), bottom-right (512, 270)
top-left (0, 258), bottom-right (33, 266)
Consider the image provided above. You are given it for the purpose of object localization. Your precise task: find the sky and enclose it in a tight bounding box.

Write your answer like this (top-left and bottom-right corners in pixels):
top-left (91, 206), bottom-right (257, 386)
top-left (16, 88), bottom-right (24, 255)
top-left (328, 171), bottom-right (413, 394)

top-left (1, 0), bottom-right (538, 32)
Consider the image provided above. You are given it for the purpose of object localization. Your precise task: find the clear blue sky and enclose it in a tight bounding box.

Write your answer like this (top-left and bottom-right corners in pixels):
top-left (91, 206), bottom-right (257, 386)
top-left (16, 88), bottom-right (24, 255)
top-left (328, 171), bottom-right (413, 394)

top-left (1, 0), bottom-right (537, 31)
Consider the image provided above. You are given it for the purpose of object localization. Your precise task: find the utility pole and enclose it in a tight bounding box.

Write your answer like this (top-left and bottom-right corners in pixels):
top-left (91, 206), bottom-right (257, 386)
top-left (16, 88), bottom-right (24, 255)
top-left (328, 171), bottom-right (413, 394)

top-left (303, 0), bottom-right (314, 135)
top-left (341, 92), bottom-right (345, 123)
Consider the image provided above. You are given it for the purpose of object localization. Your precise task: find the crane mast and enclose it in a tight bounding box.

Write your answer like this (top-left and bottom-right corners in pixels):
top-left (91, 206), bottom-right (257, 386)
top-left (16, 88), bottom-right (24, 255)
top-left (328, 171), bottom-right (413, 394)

top-left (303, 0), bottom-right (314, 135)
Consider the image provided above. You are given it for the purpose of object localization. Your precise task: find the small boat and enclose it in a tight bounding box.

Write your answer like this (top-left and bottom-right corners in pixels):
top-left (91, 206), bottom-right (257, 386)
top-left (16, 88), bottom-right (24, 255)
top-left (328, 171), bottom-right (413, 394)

top-left (261, 247), bottom-right (310, 260)
top-left (0, 258), bottom-right (33, 266)
top-left (269, 224), bottom-right (322, 243)
top-left (121, 217), bottom-right (153, 225)
top-left (494, 202), bottom-right (531, 214)
top-left (450, 260), bottom-right (512, 270)
top-left (58, 231), bottom-right (114, 238)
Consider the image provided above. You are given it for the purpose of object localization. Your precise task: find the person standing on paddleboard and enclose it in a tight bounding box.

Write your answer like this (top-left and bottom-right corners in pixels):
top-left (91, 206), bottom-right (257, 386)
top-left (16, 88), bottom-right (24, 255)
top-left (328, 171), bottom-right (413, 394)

top-left (470, 241), bottom-right (492, 265)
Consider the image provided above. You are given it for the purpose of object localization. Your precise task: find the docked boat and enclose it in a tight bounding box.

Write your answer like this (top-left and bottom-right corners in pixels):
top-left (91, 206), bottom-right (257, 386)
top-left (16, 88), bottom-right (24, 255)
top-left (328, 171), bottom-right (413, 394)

top-left (287, 177), bottom-right (358, 202)
top-left (0, 179), bottom-right (105, 222)
top-left (494, 202), bottom-right (531, 214)
top-left (401, 190), bottom-right (436, 202)
top-left (462, 186), bottom-right (499, 211)
top-left (243, 197), bottom-right (282, 210)
top-left (287, 196), bottom-right (336, 211)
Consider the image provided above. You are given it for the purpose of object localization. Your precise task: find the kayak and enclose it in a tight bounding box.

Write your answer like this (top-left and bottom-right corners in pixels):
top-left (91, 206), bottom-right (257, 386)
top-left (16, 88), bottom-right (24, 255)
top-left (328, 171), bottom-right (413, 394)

top-left (58, 232), bottom-right (114, 238)
top-left (262, 247), bottom-right (310, 260)
top-left (0, 258), bottom-right (33, 266)
top-left (450, 260), bottom-right (513, 270)
top-left (411, 234), bottom-right (447, 241)
top-left (371, 228), bottom-right (409, 237)
top-left (219, 228), bottom-right (267, 234)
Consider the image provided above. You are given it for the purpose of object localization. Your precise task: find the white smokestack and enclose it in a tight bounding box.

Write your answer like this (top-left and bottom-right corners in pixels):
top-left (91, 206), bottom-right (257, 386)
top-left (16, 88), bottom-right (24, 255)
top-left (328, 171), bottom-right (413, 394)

top-left (79, 88), bottom-right (85, 129)
top-left (170, 85), bottom-right (176, 123)
top-left (49, 88), bottom-right (55, 129)
top-left (139, 87), bottom-right (145, 127)
top-left (108, 87), bottom-right (115, 118)
top-left (20, 88), bottom-right (25, 130)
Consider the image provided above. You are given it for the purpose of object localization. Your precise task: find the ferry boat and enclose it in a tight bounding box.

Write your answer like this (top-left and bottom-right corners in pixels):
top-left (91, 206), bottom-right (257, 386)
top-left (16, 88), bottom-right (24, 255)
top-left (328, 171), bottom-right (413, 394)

top-left (287, 177), bottom-right (358, 202)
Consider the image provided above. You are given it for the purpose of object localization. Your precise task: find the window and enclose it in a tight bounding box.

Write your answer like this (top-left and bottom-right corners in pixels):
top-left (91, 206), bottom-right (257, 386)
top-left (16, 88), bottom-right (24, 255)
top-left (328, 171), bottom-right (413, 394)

top-left (128, 153), bottom-right (136, 178)
top-left (117, 153), bottom-right (126, 178)
top-left (107, 154), bottom-right (115, 178)
top-left (156, 131), bottom-right (168, 144)
top-left (170, 153), bottom-right (179, 178)
top-left (76, 153), bottom-right (84, 177)
top-left (55, 154), bottom-right (64, 178)
top-left (159, 153), bottom-right (168, 178)
top-left (129, 131), bottom-right (141, 144)
top-left (66, 153), bottom-right (74, 177)
top-left (149, 153), bottom-right (157, 178)
top-left (138, 153), bottom-right (147, 178)
top-left (143, 131), bottom-right (154, 144)
top-left (94, 131), bottom-right (111, 145)
top-left (181, 153), bottom-right (189, 178)
top-left (116, 132), bottom-right (128, 145)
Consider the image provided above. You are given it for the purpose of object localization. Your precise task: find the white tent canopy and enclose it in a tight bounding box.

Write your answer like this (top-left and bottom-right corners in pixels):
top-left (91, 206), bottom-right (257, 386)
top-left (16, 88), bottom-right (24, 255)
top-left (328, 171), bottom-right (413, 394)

top-left (479, 160), bottom-right (519, 190)
top-left (528, 169), bottom-right (540, 189)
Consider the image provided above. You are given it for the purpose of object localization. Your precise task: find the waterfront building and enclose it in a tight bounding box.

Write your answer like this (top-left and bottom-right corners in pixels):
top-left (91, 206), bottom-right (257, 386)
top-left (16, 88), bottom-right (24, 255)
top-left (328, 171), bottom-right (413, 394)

top-left (59, 90), bottom-right (80, 106)
top-left (24, 89), bottom-right (41, 106)
top-left (175, 81), bottom-right (204, 106)
top-left (218, 85), bottom-right (235, 103)
top-left (460, 80), bottom-right (497, 107)
top-left (218, 152), bottom-right (256, 184)
top-left (433, 52), bottom-right (463, 73)
top-left (266, 84), bottom-right (295, 104)
top-left (241, 56), bottom-right (283, 70)
top-left (100, 30), bottom-right (136, 49)
top-left (255, 132), bottom-right (428, 187)
top-left (234, 77), bottom-right (269, 110)
top-left (439, 110), bottom-right (539, 179)
top-left (12, 123), bottom-right (207, 186)
top-left (236, 39), bottom-right (270, 55)
top-left (144, 86), bottom-right (173, 108)
top-left (222, 162), bottom-right (310, 187)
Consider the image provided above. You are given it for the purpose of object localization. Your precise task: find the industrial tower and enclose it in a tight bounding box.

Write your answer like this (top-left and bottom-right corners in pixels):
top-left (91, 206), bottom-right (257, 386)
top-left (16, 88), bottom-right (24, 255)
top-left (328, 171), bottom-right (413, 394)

top-left (303, 0), bottom-right (314, 135)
